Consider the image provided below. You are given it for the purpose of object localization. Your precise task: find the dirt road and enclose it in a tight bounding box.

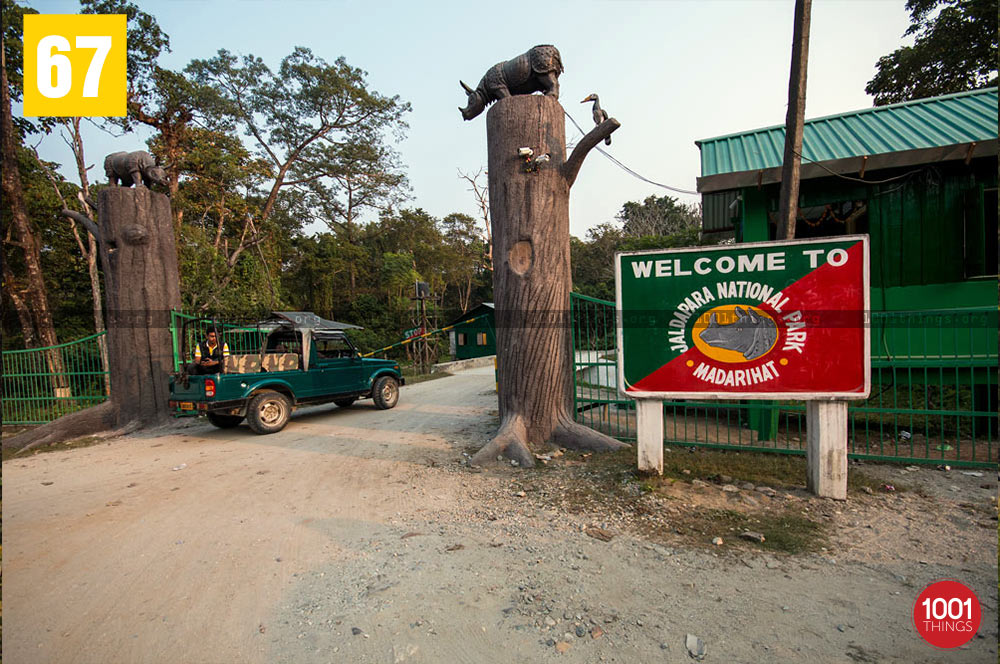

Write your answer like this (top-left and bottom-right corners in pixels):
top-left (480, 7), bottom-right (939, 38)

top-left (3, 367), bottom-right (997, 663)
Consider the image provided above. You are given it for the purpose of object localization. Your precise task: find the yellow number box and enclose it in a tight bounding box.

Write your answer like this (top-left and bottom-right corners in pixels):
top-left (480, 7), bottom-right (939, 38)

top-left (23, 14), bottom-right (126, 117)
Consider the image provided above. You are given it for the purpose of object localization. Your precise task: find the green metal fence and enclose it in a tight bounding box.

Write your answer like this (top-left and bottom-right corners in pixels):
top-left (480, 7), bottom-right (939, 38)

top-left (570, 292), bottom-right (997, 468)
top-left (170, 311), bottom-right (269, 370)
top-left (2, 332), bottom-right (110, 426)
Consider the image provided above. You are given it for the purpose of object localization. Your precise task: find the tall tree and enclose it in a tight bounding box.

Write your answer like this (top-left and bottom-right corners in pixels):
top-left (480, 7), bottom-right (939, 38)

top-left (186, 47), bottom-right (409, 295)
top-left (60, 119), bottom-right (105, 343)
top-left (441, 212), bottom-right (487, 313)
top-left (41, 118), bottom-right (111, 381)
top-left (282, 232), bottom-right (357, 317)
top-left (570, 222), bottom-right (624, 302)
top-left (570, 197), bottom-right (707, 302)
top-left (617, 194), bottom-right (701, 239)
top-left (4, 149), bottom-right (93, 348)
top-left (1, 0), bottom-right (70, 396)
top-left (866, 0), bottom-right (998, 105)
top-left (155, 126), bottom-right (276, 312)
top-left (82, 0), bottom-right (193, 225)
top-left (458, 168), bottom-right (493, 270)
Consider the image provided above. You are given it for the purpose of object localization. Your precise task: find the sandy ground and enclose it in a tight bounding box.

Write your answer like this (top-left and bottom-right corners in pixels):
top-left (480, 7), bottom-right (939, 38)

top-left (3, 366), bottom-right (997, 664)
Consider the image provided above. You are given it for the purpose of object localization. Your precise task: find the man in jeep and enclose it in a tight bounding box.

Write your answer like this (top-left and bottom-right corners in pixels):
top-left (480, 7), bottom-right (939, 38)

top-left (190, 327), bottom-right (230, 375)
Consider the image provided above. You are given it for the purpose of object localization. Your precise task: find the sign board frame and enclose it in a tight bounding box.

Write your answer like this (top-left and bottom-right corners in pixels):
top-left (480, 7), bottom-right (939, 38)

top-left (615, 235), bottom-right (870, 401)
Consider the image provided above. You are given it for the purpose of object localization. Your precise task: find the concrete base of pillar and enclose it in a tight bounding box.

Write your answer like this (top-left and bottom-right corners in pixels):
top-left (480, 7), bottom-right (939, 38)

top-left (806, 400), bottom-right (848, 500)
top-left (636, 399), bottom-right (663, 475)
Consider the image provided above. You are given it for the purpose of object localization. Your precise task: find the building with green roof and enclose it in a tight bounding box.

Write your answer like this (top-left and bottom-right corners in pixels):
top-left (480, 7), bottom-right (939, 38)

top-left (696, 88), bottom-right (997, 446)
top-left (698, 87), bottom-right (997, 310)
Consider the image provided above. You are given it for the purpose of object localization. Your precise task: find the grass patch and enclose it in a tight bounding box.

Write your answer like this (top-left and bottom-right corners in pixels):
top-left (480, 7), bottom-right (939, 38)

top-left (654, 447), bottom-right (895, 495)
top-left (666, 508), bottom-right (827, 554)
top-left (660, 448), bottom-right (805, 487)
top-left (519, 445), bottom-right (901, 556)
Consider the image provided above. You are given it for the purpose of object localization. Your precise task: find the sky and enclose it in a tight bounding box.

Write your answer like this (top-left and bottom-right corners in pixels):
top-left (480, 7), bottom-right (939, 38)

top-left (28, 0), bottom-right (913, 239)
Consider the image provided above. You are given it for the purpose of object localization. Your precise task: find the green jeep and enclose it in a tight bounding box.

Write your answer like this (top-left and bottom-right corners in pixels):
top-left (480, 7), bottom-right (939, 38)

top-left (169, 312), bottom-right (404, 434)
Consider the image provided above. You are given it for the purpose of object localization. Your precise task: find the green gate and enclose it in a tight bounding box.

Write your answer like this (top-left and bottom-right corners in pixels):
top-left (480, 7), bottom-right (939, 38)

top-left (570, 292), bottom-right (997, 468)
top-left (169, 311), bottom-right (270, 370)
top-left (2, 332), bottom-right (110, 426)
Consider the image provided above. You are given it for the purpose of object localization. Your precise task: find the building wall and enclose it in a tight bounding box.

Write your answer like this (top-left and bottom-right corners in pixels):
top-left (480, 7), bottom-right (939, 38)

top-left (454, 316), bottom-right (496, 360)
top-left (729, 157), bottom-right (997, 312)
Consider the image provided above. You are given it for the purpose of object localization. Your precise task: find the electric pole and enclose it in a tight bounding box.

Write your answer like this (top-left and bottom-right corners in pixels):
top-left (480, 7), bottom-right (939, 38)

top-left (777, 0), bottom-right (812, 240)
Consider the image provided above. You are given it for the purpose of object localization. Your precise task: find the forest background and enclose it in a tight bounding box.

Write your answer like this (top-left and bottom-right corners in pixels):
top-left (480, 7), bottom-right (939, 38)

top-left (4, 0), bottom-right (992, 359)
top-left (1, 0), bottom-right (702, 358)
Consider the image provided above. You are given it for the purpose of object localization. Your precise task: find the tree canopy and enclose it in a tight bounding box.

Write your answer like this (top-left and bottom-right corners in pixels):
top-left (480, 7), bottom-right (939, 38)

top-left (2, 0), bottom-right (714, 369)
top-left (571, 195), bottom-right (707, 301)
top-left (866, 0), bottom-right (999, 105)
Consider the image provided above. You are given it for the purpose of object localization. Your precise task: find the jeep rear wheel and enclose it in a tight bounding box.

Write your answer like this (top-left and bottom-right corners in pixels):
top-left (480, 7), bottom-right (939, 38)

top-left (207, 412), bottom-right (243, 429)
top-left (246, 391), bottom-right (291, 434)
top-left (372, 376), bottom-right (399, 410)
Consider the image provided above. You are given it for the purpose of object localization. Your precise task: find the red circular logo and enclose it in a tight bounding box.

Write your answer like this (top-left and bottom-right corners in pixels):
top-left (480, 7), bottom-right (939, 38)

top-left (913, 580), bottom-right (982, 649)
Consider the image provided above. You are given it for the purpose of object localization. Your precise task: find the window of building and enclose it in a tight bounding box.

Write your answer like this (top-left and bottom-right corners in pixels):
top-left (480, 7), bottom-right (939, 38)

top-left (476, 332), bottom-right (487, 345)
top-left (457, 333), bottom-right (466, 345)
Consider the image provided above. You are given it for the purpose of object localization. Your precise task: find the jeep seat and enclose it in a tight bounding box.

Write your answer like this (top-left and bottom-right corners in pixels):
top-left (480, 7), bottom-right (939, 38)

top-left (224, 354), bottom-right (262, 374)
top-left (261, 353), bottom-right (299, 372)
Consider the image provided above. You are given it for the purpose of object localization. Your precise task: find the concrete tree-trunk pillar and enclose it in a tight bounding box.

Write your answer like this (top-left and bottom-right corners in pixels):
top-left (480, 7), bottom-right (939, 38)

top-left (470, 94), bottom-right (627, 467)
top-left (5, 187), bottom-right (182, 451)
top-left (806, 400), bottom-right (848, 500)
top-left (99, 186), bottom-right (182, 426)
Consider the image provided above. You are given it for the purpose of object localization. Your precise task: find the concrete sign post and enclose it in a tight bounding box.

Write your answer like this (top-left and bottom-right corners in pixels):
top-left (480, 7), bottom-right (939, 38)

top-left (615, 236), bottom-right (870, 498)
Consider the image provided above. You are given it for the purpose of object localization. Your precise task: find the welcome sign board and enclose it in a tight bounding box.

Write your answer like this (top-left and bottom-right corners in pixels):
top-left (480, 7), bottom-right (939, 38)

top-left (615, 236), bottom-right (870, 399)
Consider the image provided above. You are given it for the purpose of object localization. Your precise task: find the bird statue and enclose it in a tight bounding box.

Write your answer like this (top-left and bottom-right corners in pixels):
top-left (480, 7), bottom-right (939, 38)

top-left (581, 94), bottom-right (611, 145)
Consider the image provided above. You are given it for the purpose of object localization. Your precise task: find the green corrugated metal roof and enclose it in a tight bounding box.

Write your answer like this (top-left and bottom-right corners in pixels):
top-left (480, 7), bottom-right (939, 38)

top-left (697, 87), bottom-right (998, 177)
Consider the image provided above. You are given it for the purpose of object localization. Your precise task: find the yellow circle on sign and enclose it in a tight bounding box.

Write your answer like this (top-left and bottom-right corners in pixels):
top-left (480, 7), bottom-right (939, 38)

top-left (23, 14), bottom-right (126, 117)
top-left (691, 304), bottom-right (779, 364)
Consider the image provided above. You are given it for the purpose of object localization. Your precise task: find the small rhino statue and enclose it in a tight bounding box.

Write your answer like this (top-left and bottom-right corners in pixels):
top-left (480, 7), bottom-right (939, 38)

top-left (459, 45), bottom-right (563, 121)
top-left (698, 307), bottom-right (777, 361)
top-left (104, 150), bottom-right (168, 188)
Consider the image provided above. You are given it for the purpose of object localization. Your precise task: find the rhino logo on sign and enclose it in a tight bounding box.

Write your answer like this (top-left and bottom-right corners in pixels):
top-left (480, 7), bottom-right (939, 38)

top-left (698, 307), bottom-right (777, 361)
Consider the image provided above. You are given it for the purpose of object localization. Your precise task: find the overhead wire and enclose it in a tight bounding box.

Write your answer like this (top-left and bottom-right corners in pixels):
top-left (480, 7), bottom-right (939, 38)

top-left (563, 109), bottom-right (700, 195)
top-left (564, 106), bottom-right (939, 195)
top-left (791, 149), bottom-right (924, 185)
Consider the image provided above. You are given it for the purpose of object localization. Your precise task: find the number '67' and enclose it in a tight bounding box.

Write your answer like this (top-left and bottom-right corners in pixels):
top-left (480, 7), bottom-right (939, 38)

top-left (37, 35), bottom-right (112, 99)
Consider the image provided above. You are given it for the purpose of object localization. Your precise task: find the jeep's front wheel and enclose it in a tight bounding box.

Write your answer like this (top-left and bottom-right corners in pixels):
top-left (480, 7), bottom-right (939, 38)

top-left (246, 391), bottom-right (291, 434)
top-left (372, 376), bottom-right (399, 410)
top-left (207, 412), bottom-right (243, 429)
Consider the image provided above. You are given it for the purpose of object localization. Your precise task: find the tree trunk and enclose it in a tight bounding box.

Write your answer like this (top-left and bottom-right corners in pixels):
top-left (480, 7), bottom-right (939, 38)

top-left (2, 259), bottom-right (39, 348)
top-left (67, 117), bottom-right (110, 394)
top-left (99, 187), bottom-right (182, 424)
top-left (1, 36), bottom-right (70, 400)
top-left (5, 187), bottom-right (182, 451)
top-left (777, 0), bottom-right (812, 240)
top-left (462, 276), bottom-right (472, 313)
top-left (470, 95), bottom-right (627, 467)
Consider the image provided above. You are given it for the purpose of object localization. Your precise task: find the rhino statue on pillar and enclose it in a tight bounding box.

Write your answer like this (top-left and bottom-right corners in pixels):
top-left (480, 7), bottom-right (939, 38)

top-left (104, 150), bottom-right (168, 188)
top-left (459, 45), bottom-right (563, 121)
